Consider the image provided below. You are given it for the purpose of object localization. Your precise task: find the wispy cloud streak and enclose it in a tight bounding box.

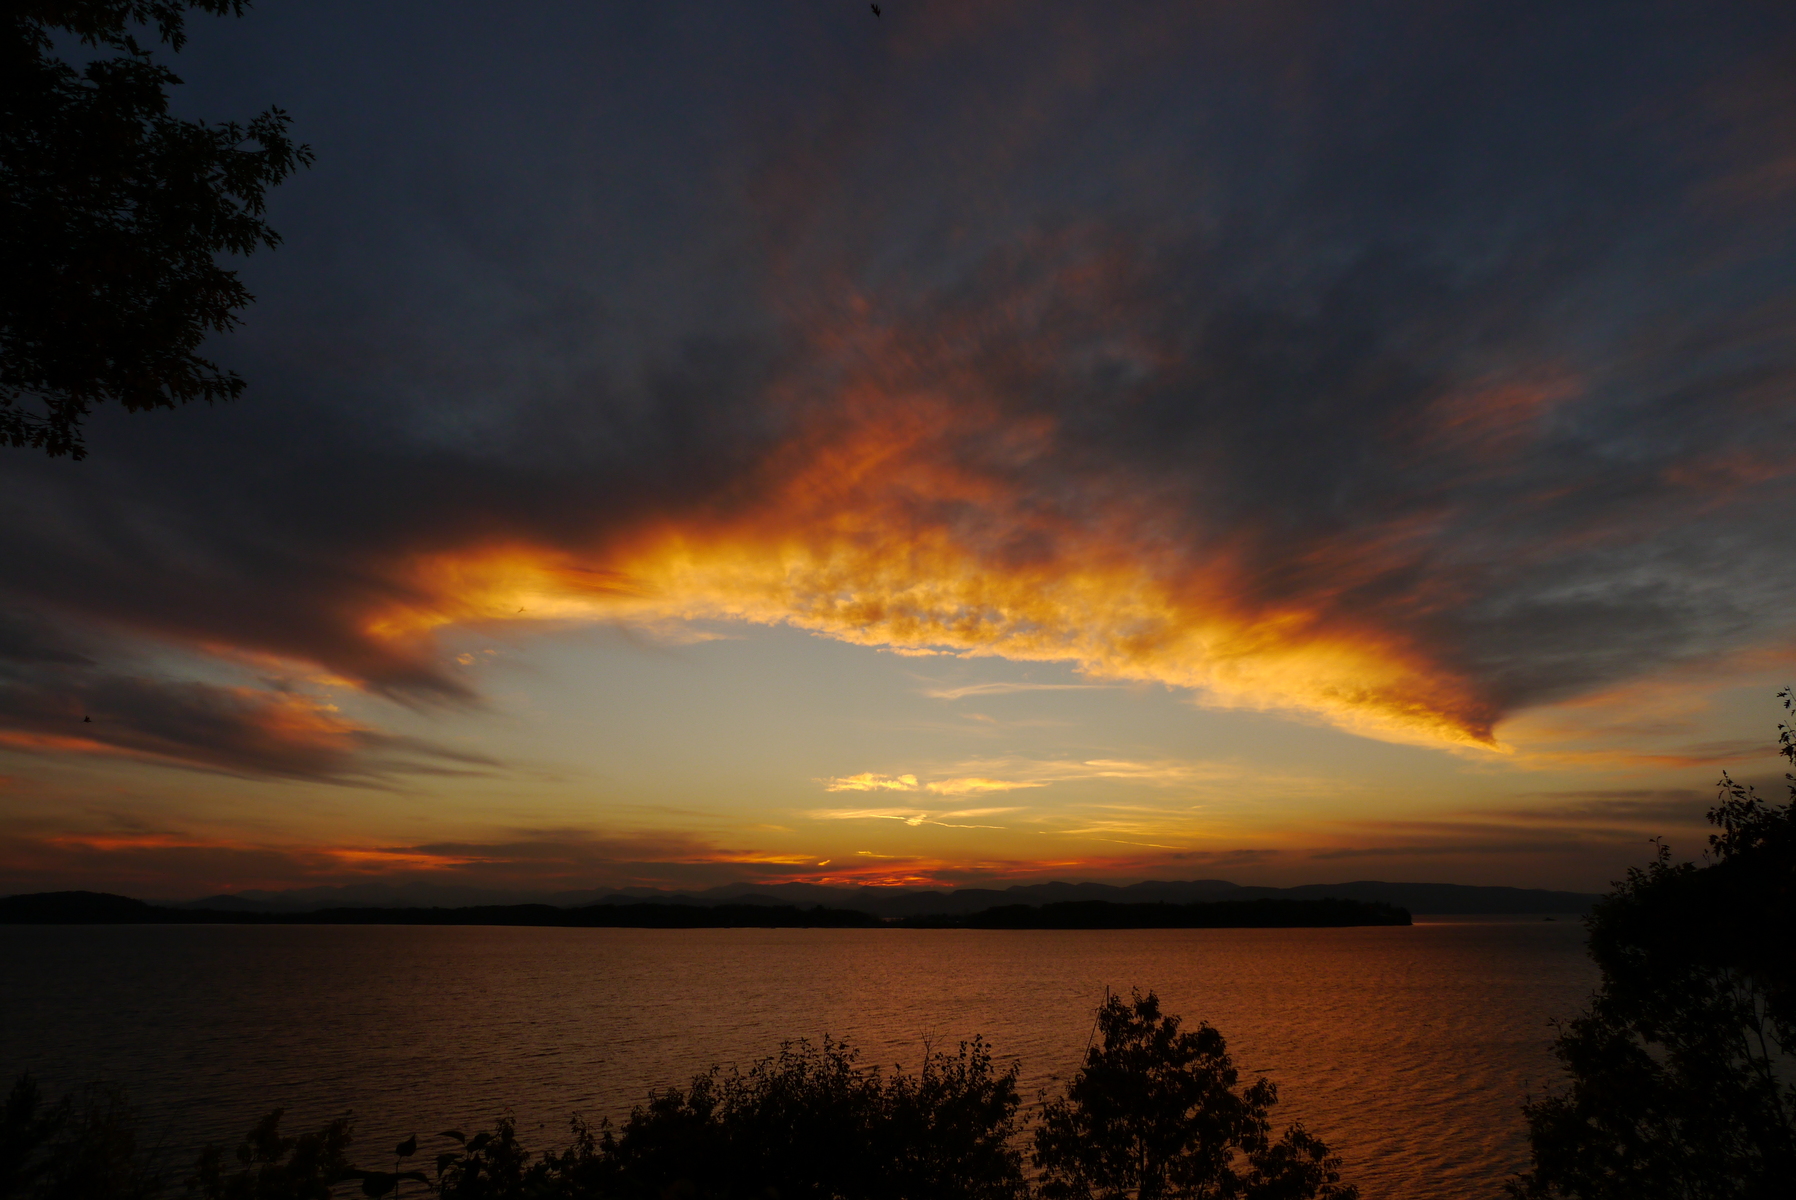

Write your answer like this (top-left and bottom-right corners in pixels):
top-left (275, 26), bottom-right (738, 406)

top-left (921, 682), bottom-right (1120, 701)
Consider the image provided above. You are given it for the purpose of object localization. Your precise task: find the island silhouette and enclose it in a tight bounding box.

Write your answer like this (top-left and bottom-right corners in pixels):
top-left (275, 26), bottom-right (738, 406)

top-left (0, 890), bottom-right (1409, 929)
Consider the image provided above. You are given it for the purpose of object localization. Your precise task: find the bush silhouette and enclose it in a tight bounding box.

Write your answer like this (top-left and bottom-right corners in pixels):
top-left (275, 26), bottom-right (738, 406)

top-left (0, 1075), bottom-right (162, 1200)
top-left (182, 1107), bottom-right (394, 1199)
top-left (1033, 990), bottom-right (1358, 1200)
top-left (570, 1036), bottom-right (1026, 1200)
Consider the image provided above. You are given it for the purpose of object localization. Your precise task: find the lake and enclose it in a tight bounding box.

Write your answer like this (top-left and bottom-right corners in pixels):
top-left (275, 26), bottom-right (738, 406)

top-left (0, 917), bottom-right (1595, 1199)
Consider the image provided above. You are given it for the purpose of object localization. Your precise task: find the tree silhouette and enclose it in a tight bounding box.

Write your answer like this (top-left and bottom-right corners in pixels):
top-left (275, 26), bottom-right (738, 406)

top-left (1509, 691), bottom-right (1796, 1199)
top-left (579, 1036), bottom-right (1028, 1200)
top-left (1033, 989), bottom-right (1358, 1200)
top-left (183, 1107), bottom-right (373, 1199)
top-left (0, 1074), bottom-right (163, 1200)
top-left (1, 1), bottom-right (311, 459)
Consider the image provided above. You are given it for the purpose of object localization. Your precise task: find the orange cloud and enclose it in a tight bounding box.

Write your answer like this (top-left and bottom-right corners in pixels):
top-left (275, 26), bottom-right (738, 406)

top-left (806, 806), bottom-right (1019, 830)
top-left (924, 778), bottom-right (1043, 795)
top-left (830, 755), bottom-right (1329, 804)
top-left (819, 771), bottom-right (1043, 796)
top-left (368, 519), bottom-right (1495, 750)
top-left (824, 773), bottom-right (921, 793)
top-left (35, 833), bottom-right (492, 873)
top-left (356, 282), bottom-right (1504, 751)
top-left (0, 731), bottom-right (116, 755)
top-left (810, 807), bottom-right (931, 824)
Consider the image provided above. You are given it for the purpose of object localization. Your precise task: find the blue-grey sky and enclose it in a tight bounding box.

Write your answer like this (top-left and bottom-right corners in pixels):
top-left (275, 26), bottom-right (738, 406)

top-left (4, 0), bottom-right (1795, 897)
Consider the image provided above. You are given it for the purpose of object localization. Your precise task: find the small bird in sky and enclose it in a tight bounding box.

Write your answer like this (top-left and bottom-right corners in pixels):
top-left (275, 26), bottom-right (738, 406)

top-left (871, 4), bottom-right (880, 16)
top-left (82, 715), bottom-right (92, 723)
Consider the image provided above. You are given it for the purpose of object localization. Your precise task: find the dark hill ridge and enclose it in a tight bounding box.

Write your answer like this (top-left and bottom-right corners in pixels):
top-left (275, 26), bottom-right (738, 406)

top-left (0, 890), bottom-right (156, 922)
top-left (173, 877), bottom-right (1599, 915)
top-left (588, 879), bottom-right (1595, 915)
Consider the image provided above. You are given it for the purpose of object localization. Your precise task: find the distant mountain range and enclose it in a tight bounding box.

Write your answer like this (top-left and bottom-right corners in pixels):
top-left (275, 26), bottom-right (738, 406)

top-left (166, 877), bottom-right (1600, 916)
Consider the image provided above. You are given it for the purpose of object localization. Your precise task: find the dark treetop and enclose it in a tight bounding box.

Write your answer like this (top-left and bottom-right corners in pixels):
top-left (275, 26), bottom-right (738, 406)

top-left (1509, 693), bottom-right (1796, 1199)
top-left (1, 1), bottom-right (310, 458)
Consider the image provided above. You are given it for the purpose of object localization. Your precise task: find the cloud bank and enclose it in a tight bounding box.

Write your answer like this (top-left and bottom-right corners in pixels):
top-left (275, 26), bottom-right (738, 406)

top-left (3, 0), bottom-right (1795, 776)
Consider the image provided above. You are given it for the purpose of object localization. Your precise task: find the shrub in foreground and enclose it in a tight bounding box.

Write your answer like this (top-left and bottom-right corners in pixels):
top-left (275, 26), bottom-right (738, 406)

top-left (185, 1109), bottom-right (371, 1199)
top-left (432, 1037), bottom-right (1025, 1200)
top-left (0, 1076), bottom-right (161, 1200)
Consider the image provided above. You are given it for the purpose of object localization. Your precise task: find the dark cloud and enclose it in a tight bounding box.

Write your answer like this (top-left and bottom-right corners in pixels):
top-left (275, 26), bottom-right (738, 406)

top-left (1162, 849), bottom-right (1279, 868)
top-left (0, 830), bottom-right (684, 899)
top-left (0, 611), bottom-right (92, 667)
top-left (1305, 793), bottom-right (1725, 869)
top-left (1496, 789), bottom-right (1716, 827)
top-left (3, 0), bottom-right (1794, 750)
top-left (1307, 841), bottom-right (1599, 861)
top-left (0, 615), bottom-right (498, 781)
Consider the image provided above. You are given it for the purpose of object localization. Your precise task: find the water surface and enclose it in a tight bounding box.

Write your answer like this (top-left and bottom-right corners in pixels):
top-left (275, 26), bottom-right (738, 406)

top-left (0, 918), bottom-right (1594, 1199)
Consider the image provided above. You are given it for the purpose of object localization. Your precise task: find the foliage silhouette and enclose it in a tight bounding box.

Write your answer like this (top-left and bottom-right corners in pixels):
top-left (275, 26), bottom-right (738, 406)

top-left (0, 1070), bottom-right (176, 1200)
top-left (0, 1074), bottom-right (163, 1200)
top-left (4, 997), bottom-right (1361, 1198)
top-left (182, 1107), bottom-right (378, 1199)
top-left (1508, 690), bottom-right (1796, 1199)
top-left (428, 1119), bottom-right (550, 1200)
top-left (0, 1079), bottom-right (425, 1200)
top-left (437, 1036), bottom-right (1031, 1200)
top-left (1, 1), bottom-right (312, 459)
top-left (406, 1040), bottom-right (1025, 1199)
top-left (1033, 989), bottom-right (1358, 1200)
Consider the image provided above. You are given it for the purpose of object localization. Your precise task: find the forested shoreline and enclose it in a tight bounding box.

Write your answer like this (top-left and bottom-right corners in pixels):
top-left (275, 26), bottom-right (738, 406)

top-left (895, 898), bottom-right (1409, 928)
top-left (0, 892), bottom-right (1408, 929)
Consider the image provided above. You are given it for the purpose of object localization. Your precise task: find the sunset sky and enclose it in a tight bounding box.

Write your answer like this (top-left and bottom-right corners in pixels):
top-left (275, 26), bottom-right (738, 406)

top-left (5, 0), bottom-right (1796, 899)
